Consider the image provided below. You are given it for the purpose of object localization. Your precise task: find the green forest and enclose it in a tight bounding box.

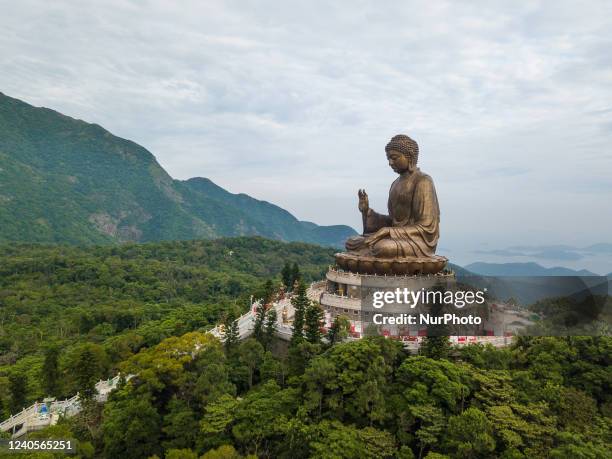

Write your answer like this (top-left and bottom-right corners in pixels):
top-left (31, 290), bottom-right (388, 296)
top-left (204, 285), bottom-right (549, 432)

top-left (0, 239), bottom-right (610, 458)
top-left (0, 238), bottom-right (332, 404)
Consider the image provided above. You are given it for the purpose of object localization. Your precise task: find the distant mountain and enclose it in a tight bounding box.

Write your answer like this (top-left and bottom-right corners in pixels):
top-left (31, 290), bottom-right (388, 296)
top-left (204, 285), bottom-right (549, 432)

top-left (477, 243), bottom-right (612, 261)
top-left (181, 177), bottom-right (353, 247)
top-left (447, 262), bottom-right (475, 277)
top-left (583, 243), bottom-right (612, 253)
top-left (0, 93), bottom-right (356, 246)
top-left (453, 262), bottom-right (608, 305)
top-left (464, 261), bottom-right (598, 277)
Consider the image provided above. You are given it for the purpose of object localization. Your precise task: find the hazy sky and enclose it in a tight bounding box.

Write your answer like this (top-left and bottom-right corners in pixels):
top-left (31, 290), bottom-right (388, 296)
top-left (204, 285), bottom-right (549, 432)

top-left (1, 1), bottom-right (611, 272)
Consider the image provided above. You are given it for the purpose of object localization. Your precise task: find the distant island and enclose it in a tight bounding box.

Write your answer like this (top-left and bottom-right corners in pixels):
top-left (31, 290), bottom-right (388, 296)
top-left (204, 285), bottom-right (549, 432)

top-left (464, 261), bottom-right (599, 277)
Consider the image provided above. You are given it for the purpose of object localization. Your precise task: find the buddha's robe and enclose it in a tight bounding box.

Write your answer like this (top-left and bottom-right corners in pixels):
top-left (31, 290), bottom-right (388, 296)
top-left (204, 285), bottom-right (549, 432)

top-left (356, 168), bottom-right (440, 258)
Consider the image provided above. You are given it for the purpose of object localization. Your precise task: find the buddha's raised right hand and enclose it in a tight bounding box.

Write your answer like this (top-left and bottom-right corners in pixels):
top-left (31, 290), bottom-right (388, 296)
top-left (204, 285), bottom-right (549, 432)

top-left (358, 189), bottom-right (369, 214)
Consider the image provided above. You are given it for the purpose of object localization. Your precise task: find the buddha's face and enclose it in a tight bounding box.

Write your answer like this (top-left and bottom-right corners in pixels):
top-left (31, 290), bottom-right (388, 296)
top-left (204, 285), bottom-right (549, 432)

top-left (386, 150), bottom-right (412, 174)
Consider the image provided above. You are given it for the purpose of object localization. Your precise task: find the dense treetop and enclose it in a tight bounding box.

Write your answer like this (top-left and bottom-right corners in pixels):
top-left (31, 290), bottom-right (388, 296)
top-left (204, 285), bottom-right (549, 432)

top-left (0, 239), bottom-right (610, 458)
top-left (0, 238), bottom-right (334, 403)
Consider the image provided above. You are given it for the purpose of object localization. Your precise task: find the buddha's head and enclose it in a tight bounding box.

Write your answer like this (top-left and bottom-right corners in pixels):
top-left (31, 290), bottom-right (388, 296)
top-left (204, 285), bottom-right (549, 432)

top-left (385, 134), bottom-right (419, 174)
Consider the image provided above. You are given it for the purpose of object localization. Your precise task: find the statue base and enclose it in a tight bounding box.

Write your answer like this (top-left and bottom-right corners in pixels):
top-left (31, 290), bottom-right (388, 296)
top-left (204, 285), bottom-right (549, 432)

top-left (335, 252), bottom-right (447, 275)
top-left (313, 266), bottom-right (459, 339)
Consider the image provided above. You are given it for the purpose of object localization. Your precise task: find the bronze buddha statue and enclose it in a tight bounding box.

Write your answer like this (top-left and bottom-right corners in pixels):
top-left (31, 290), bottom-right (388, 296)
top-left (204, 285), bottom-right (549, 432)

top-left (336, 135), bottom-right (447, 275)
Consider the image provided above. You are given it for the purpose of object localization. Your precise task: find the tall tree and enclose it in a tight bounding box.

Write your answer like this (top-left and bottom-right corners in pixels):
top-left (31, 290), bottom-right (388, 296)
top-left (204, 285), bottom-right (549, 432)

top-left (223, 313), bottom-right (240, 354)
top-left (237, 338), bottom-right (264, 389)
top-left (291, 262), bottom-right (301, 289)
top-left (262, 279), bottom-right (275, 304)
top-left (291, 281), bottom-right (309, 345)
top-left (443, 407), bottom-right (496, 458)
top-left (102, 392), bottom-right (161, 459)
top-left (281, 262), bottom-right (292, 291)
top-left (302, 357), bottom-right (336, 418)
top-left (75, 347), bottom-right (99, 401)
top-left (420, 336), bottom-right (451, 360)
top-left (326, 315), bottom-right (350, 346)
top-left (161, 397), bottom-right (199, 452)
top-left (230, 381), bottom-right (299, 455)
top-left (305, 303), bottom-right (324, 344)
top-left (310, 420), bottom-right (398, 459)
top-left (9, 372), bottom-right (27, 414)
top-left (199, 394), bottom-right (239, 450)
top-left (413, 405), bottom-right (446, 459)
top-left (253, 303), bottom-right (266, 344)
top-left (42, 345), bottom-right (61, 397)
top-left (264, 308), bottom-right (278, 350)
top-left (194, 352), bottom-right (236, 407)
top-left (259, 351), bottom-right (282, 384)
top-left (288, 340), bottom-right (321, 379)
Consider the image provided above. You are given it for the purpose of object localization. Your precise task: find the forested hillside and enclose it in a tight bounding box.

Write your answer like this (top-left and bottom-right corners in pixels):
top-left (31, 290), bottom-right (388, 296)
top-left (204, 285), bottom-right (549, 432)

top-left (3, 333), bottom-right (610, 458)
top-left (0, 238), bottom-right (333, 408)
top-left (97, 334), bottom-right (607, 459)
top-left (0, 240), bottom-right (610, 459)
top-left (0, 92), bottom-right (356, 246)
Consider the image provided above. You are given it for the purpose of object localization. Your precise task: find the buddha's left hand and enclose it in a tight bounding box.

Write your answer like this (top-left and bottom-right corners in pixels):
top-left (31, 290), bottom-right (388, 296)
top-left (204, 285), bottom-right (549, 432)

top-left (346, 235), bottom-right (367, 251)
top-left (365, 227), bottom-right (390, 245)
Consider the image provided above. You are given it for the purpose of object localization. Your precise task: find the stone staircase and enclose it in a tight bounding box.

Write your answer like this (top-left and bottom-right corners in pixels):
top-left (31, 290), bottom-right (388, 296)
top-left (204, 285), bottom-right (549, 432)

top-left (0, 375), bottom-right (131, 438)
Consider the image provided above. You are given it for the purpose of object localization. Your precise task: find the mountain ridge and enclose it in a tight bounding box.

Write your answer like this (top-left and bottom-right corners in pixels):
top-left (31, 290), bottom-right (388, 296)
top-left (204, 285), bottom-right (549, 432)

top-left (464, 261), bottom-right (598, 277)
top-left (0, 92), bottom-right (356, 246)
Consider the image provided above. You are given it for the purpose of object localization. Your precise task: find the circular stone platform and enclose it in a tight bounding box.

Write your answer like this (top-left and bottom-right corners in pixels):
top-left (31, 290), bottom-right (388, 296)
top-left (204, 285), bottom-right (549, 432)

top-left (335, 252), bottom-right (448, 275)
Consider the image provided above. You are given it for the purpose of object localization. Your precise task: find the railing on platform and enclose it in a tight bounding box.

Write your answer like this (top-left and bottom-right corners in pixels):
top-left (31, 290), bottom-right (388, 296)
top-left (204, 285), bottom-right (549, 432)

top-left (319, 292), bottom-right (362, 309)
top-left (0, 375), bottom-right (131, 438)
top-left (327, 266), bottom-right (455, 279)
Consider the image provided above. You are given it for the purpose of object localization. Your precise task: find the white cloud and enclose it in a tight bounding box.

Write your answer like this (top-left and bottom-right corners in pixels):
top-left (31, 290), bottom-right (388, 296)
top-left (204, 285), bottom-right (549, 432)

top-left (1, 0), bottom-right (611, 271)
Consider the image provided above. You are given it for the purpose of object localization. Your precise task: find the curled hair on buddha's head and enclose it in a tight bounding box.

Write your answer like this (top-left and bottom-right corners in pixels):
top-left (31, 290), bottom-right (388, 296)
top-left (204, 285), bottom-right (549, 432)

top-left (385, 134), bottom-right (419, 165)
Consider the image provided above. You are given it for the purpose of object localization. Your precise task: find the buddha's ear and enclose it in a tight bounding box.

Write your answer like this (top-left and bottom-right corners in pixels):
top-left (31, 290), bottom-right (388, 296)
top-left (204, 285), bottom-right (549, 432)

top-left (407, 157), bottom-right (417, 172)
